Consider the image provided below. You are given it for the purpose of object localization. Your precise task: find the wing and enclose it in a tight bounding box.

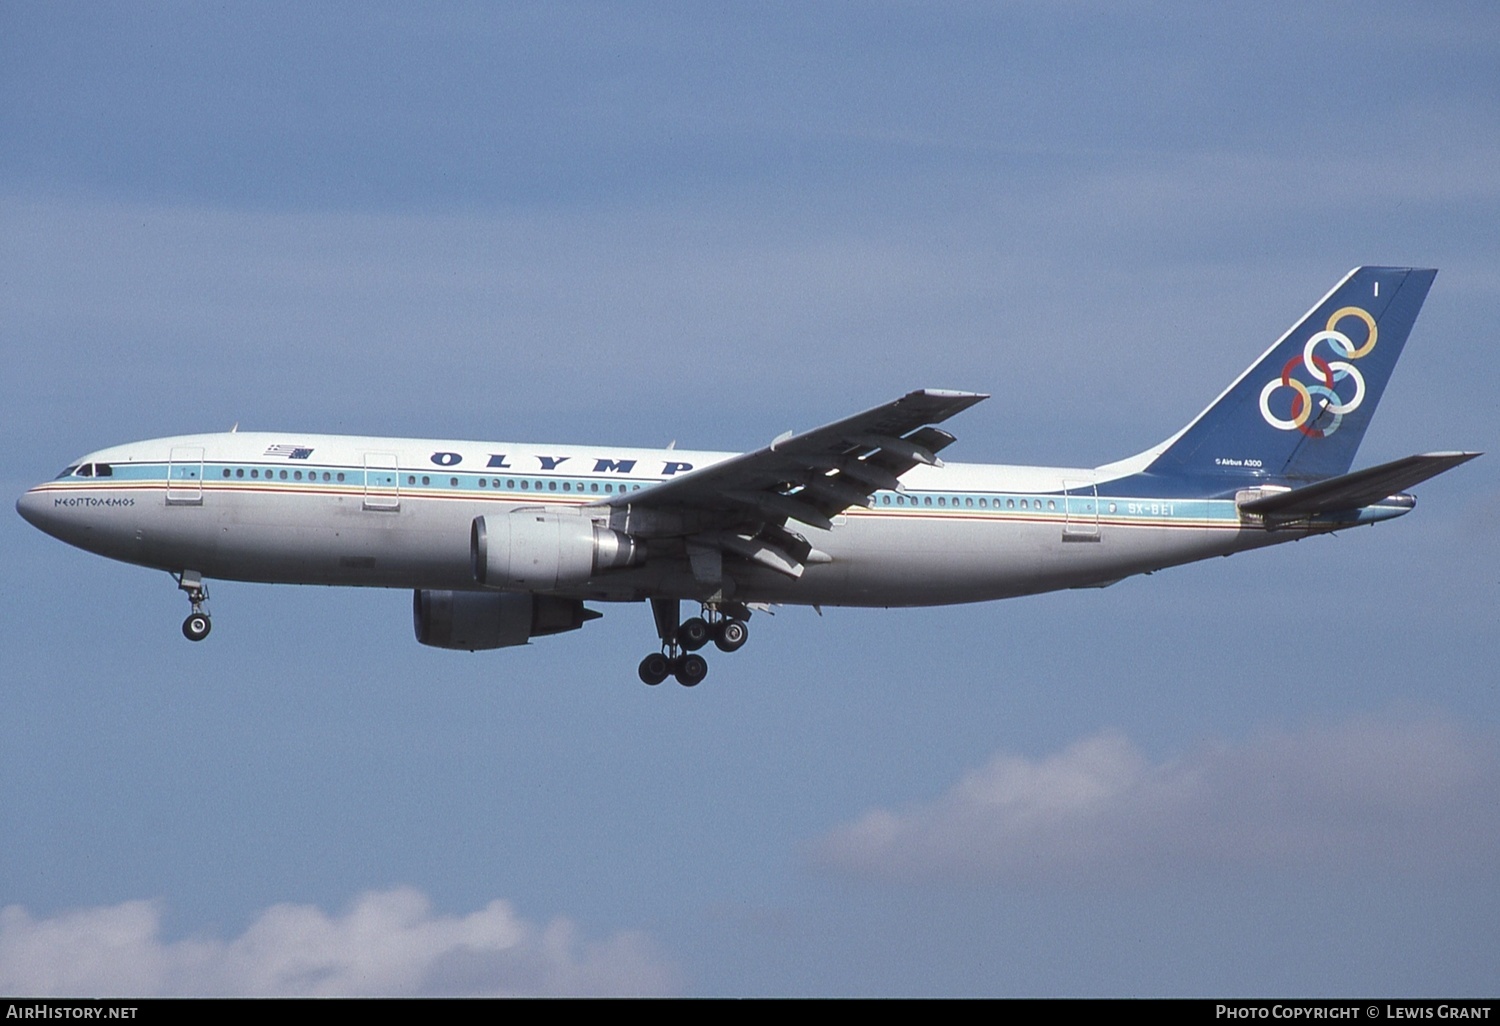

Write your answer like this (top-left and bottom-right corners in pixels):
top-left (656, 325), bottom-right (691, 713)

top-left (608, 389), bottom-right (987, 580)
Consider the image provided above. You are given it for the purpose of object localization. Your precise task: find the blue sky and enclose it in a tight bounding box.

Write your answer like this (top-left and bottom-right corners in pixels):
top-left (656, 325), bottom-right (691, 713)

top-left (2, 1), bottom-right (1497, 996)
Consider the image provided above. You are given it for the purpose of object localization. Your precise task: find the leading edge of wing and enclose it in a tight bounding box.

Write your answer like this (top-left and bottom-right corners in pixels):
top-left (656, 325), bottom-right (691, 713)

top-left (607, 389), bottom-right (989, 520)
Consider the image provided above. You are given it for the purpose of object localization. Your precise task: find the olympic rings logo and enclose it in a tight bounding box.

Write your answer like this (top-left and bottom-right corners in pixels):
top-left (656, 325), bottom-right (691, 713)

top-left (1258, 306), bottom-right (1377, 438)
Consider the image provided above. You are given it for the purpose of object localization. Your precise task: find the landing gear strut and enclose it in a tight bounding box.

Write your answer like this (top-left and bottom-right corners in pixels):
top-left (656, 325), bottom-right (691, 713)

top-left (638, 599), bottom-right (751, 686)
top-left (176, 570), bottom-right (212, 642)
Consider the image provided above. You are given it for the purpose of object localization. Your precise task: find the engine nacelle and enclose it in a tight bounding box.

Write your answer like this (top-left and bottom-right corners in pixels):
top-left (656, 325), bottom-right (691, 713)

top-left (471, 508), bottom-right (642, 590)
top-left (412, 589), bottom-right (598, 651)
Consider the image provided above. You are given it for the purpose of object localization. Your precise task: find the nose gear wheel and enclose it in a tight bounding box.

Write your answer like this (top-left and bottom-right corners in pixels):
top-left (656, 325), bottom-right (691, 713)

top-left (175, 571), bottom-right (213, 643)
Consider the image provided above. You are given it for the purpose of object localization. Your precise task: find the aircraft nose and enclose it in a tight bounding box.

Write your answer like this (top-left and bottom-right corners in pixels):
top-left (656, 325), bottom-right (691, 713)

top-left (16, 486), bottom-right (54, 534)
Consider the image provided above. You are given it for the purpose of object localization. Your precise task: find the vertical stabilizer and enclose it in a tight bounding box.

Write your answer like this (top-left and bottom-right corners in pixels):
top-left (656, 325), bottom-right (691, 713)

top-left (1145, 267), bottom-right (1436, 484)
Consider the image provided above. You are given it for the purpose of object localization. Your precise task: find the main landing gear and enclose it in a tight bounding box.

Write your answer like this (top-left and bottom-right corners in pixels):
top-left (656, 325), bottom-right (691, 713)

top-left (638, 598), bottom-right (751, 687)
top-left (176, 570), bottom-right (212, 642)
top-left (638, 650), bottom-right (707, 688)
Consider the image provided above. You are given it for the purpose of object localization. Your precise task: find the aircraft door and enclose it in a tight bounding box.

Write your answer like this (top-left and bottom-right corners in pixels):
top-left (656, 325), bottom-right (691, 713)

top-left (362, 452), bottom-right (400, 511)
top-left (167, 446), bottom-right (205, 506)
top-left (1062, 478), bottom-right (1100, 542)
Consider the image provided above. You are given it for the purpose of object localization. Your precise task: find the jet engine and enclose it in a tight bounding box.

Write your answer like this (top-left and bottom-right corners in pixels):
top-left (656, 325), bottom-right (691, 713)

top-left (470, 508), bottom-right (642, 590)
top-left (412, 589), bottom-right (599, 651)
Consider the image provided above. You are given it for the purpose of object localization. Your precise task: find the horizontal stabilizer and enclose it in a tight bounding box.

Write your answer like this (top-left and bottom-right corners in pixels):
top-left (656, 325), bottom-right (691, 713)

top-left (1238, 452), bottom-right (1480, 518)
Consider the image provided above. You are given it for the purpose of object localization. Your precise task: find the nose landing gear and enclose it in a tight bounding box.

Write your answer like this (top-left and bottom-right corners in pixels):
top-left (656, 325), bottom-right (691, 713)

top-left (176, 570), bottom-right (212, 642)
top-left (182, 611), bottom-right (211, 642)
top-left (639, 599), bottom-right (751, 686)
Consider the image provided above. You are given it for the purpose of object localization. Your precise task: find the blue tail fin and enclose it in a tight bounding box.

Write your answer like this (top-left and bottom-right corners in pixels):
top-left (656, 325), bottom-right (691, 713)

top-left (1145, 267), bottom-right (1436, 484)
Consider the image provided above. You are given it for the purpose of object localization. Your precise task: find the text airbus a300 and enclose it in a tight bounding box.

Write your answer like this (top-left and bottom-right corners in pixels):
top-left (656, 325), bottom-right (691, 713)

top-left (17, 267), bottom-right (1477, 687)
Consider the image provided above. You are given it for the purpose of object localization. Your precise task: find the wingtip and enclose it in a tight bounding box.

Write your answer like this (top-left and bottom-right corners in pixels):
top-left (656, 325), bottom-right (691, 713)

top-left (918, 388), bottom-right (989, 400)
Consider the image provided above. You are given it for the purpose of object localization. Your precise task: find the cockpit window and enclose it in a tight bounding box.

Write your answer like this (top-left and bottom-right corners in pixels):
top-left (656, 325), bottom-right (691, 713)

top-left (57, 463), bottom-right (114, 479)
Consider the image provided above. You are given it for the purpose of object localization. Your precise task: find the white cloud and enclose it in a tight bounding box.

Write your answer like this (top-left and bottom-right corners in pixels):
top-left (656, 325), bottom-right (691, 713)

top-left (812, 716), bottom-right (1500, 885)
top-left (0, 887), bottom-right (680, 997)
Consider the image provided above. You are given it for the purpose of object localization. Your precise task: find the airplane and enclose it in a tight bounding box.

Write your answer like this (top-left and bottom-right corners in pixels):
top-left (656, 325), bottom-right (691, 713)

top-left (17, 266), bottom-right (1479, 687)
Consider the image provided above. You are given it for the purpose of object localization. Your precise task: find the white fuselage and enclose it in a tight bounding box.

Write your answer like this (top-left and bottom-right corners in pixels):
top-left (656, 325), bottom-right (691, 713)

top-left (18, 430), bottom-right (1328, 609)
